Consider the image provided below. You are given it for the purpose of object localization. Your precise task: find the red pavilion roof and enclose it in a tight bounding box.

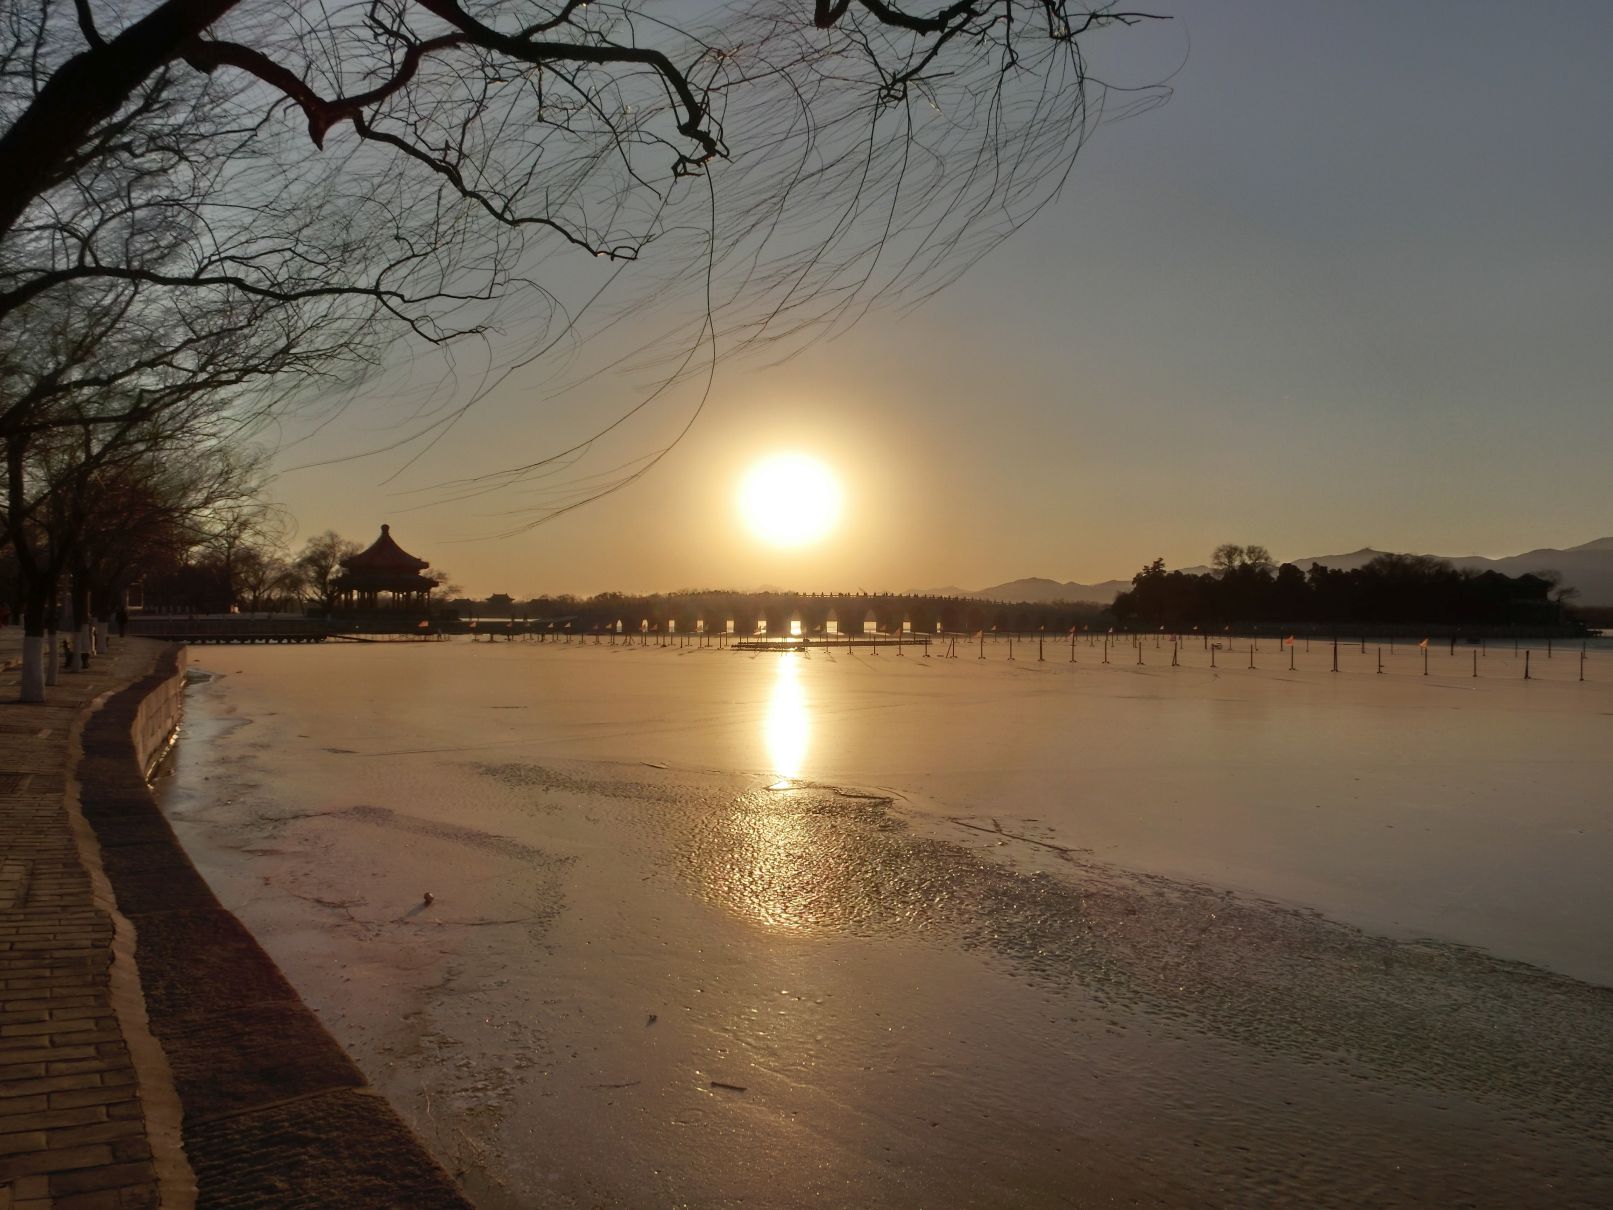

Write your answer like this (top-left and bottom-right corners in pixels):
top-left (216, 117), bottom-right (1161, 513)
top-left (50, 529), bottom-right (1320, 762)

top-left (343, 524), bottom-right (429, 573)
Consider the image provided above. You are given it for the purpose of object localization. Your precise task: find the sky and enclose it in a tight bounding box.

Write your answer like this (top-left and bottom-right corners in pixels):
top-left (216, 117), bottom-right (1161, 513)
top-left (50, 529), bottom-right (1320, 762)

top-left (270, 1), bottom-right (1613, 599)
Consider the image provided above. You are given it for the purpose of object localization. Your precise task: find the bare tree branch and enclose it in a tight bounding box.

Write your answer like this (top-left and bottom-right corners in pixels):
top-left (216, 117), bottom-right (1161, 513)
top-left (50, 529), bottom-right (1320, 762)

top-left (1, 0), bottom-right (1170, 539)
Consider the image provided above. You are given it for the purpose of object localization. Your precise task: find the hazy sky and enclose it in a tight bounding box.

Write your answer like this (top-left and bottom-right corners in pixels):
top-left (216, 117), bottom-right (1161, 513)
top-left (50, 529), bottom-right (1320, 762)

top-left (273, 1), bottom-right (1613, 598)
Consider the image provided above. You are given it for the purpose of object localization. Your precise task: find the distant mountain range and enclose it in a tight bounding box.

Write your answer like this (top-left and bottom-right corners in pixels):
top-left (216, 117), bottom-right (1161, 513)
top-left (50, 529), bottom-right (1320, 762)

top-left (915, 576), bottom-right (1135, 605)
top-left (909, 574), bottom-right (1135, 603)
top-left (915, 537), bottom-right (1613, 606)
top-left (1293, 538), bottom-right (1613, 604)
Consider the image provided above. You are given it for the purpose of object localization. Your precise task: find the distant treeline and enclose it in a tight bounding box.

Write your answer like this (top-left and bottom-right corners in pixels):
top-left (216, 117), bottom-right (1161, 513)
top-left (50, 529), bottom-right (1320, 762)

top-left (1111, 551), bottom-right (1577, 631)
top-left (452, 590), bottom-right (1111, 635)
top-left (1574, 604), bottom-right (1613, 629)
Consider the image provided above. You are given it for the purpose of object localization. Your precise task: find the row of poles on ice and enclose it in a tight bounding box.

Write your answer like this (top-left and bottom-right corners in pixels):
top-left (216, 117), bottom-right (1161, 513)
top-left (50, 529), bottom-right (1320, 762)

top-left (470, 624), bottom-right (1594, 680)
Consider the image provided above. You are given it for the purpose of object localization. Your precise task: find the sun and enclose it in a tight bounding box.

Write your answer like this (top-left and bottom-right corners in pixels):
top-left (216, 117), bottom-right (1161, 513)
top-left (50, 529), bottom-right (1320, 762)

top-left (738, 453), bottom-right (842, 548)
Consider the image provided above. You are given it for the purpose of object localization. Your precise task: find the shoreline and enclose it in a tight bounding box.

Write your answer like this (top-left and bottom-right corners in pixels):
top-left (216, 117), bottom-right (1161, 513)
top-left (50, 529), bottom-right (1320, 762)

top-left (0, 637), bottom-right (473, 1208)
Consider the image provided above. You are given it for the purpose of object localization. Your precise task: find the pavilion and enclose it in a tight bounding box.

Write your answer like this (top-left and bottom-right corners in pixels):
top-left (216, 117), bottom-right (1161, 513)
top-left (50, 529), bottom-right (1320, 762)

top-left (333, 524), bottom-right (435, 611)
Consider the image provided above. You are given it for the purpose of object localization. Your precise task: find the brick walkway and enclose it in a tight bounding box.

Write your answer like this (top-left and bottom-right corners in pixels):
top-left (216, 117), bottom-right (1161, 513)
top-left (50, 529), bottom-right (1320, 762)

top-left (0, 634), bottom-right (172, 1210)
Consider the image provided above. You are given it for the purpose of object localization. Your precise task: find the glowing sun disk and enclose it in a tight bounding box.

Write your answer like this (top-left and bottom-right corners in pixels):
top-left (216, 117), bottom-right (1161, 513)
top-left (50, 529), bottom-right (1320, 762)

top-left (739, 454), bottom-right (841, 548)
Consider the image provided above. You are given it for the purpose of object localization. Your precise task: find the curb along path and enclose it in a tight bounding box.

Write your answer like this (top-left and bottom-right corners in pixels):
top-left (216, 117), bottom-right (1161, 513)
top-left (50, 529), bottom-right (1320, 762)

top-left (4, 637), bottom-right (473, 1209)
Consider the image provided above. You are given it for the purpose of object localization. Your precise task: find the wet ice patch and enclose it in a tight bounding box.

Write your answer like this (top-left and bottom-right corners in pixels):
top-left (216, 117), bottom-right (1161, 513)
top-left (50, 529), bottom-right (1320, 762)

top-left (336, 803), bottom-right (569, 867)
top-left (674, 778), bottom-right (1613, 1150)
top-left (468, 761), bottom-right (689, 808)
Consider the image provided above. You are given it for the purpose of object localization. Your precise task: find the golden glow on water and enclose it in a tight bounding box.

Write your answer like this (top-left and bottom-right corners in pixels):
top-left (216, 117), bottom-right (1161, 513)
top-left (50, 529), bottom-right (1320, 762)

top-left (727, 800), bottom-right (818, 932)
top-left (764, 655), bottom-right (809, 779)
top-left (691, 656), bottom-right (819, 933)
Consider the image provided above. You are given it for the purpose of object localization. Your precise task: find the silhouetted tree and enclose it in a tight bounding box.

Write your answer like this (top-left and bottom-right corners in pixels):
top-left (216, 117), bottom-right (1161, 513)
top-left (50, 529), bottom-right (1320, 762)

top-left (1112, 549), bottom-right (1563, 632)
top-left (3, 0), bottom-right (1167, 524)
top-left (296, 531), bottom-right (363, 613)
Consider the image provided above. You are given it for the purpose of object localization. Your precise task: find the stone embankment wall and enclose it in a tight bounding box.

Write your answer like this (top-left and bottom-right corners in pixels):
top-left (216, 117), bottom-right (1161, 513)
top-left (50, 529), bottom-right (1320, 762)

top-left (131, 645), bottom-right (186, 778)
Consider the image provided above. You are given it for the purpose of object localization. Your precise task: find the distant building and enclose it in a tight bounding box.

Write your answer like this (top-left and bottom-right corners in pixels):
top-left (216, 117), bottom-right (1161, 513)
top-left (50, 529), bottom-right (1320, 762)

top-left (334, 525), bottom-right (435, 611)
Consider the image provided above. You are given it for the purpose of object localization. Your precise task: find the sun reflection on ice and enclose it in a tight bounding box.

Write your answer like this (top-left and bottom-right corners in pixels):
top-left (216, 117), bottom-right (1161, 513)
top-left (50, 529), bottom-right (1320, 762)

top-left (715, 654), bottom-right (818, 932)
top-left (764, 654), bottom-right (809, 783)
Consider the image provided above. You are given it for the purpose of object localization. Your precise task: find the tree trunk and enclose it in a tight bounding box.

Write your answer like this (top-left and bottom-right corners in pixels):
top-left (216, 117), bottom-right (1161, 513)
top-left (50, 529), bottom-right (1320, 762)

top-left (45, 587), bottom-right (60, 687)
top-left (7, 436), bottom-right (50, 699)
top-left (0, 0), bottom-right (243, 244)
top-left (69, 569), bottom-right (90, 672)
top-left (18, 590), bottom-right (45, 703)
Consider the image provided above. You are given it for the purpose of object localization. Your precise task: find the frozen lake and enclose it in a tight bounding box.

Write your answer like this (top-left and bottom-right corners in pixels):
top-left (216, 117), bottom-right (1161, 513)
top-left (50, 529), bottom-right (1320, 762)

top-left (157, 638), bottom-right (1613, 1207)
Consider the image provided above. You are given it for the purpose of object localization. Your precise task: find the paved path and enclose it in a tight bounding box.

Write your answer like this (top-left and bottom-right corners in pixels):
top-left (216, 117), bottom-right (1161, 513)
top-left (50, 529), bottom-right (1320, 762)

top-left (2, 634), bottom-right (473, 1209)
top-left (0, 635), bottom-right (170, 1210)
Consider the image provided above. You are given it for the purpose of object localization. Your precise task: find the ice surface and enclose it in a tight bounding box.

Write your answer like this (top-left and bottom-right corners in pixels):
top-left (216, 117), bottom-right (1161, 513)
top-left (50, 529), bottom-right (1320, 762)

top-left (157, 638), bottom-right (1613, 1207)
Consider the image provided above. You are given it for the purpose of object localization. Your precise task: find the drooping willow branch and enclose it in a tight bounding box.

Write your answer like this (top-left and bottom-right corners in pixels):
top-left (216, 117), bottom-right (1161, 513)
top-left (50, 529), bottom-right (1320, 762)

top-left (1, 0), bottom-right (1170, 532)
